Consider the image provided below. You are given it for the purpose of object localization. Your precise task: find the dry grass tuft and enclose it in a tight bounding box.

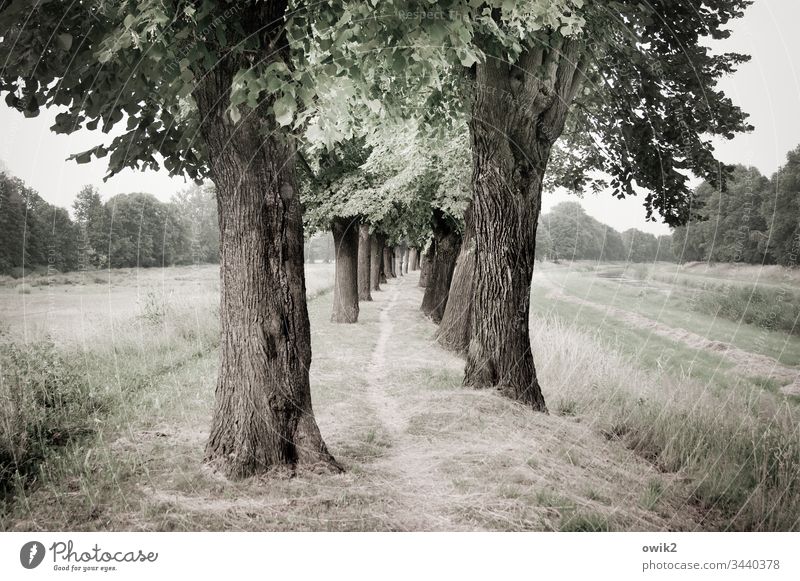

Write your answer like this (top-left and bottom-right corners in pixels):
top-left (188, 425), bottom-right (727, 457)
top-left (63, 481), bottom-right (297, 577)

top-left (532, 315), bottom-right (800, 531)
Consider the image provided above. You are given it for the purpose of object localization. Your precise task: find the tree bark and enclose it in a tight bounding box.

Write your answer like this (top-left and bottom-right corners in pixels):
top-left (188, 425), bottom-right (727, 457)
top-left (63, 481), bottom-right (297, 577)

top-left (389, 248), bottom-right (397, 277)
top-left (419, 242), bottom-right (434, 287)
top-left (395, 245), bottom-right (404, 277)
top-left (383, 244), bottom-right (394, 279)
top-left (331, 216), bottom-right (359, 323)
top-left (194, 61), bottom-right (339, 478)
top-left (421, 209), bottom-right (461, 323)
top-left (402, 246), bottom-right (409, 274)
top-left (462, 44), bottom-right (583, 411)
top-left (370, 234), bottom-right (382, 292)
top-left (409, 247), bottom-right (418, 271)
top-left (437, 206), bottom-right (475, 353)
top-left (357, 222), bottom-right (372, 302)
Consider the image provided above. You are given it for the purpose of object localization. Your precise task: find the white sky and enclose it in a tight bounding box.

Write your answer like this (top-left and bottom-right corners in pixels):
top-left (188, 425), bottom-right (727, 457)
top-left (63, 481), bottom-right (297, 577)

top-left (1, 1), bottom-right (798, 236)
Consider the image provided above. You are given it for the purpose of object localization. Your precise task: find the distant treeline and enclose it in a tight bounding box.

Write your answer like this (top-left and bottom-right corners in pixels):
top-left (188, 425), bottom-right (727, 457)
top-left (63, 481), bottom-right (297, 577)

top-left (673, 147), bottom-right (800, 266)
top-left (3, 146), bottom-right (798, 275)
top-left (536, 201), bottom-right (675, 263)
top-left (0, 173), bottom-right (219, 275)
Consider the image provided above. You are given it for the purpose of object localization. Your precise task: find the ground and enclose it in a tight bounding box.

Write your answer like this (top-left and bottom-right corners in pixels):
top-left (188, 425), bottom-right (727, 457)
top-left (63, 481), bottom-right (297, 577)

top-left (1, 261), bottom-right (798, 531)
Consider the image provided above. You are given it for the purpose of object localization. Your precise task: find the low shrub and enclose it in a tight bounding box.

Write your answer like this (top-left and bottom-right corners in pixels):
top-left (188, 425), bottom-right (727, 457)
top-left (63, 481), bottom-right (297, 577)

top-left (0, 342), bottom-right (106, 494)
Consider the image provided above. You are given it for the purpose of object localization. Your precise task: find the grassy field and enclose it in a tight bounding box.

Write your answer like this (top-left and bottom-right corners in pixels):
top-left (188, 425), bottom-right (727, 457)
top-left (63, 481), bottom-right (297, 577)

top-left (1, 261), bottom-right (799, 531)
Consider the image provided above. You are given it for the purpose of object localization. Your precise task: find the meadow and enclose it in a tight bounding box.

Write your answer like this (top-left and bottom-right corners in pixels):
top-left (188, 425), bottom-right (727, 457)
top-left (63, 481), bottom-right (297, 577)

top-left (1, 261), bottom-right (798, 531)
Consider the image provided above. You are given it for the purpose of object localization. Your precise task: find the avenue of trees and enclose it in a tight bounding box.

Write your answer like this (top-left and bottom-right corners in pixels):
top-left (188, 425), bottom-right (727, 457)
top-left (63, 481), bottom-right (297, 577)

top-left (0, 173), bottom-right (218, 275)
top-left (0, 0), bottom-right (753, 477)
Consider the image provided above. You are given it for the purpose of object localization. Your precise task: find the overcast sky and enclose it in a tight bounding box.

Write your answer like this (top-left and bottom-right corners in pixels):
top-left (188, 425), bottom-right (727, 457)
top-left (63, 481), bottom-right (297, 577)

top-left (1, 1), bottom-right (798, 236)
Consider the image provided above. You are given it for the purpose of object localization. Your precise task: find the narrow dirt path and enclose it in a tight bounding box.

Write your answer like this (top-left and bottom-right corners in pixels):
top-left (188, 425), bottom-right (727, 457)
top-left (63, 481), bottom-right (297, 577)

top-left (353, 272), bottom-right (699, 532)
top-left (539, 273), bottom-right (800, 396)
top-left (38, 270), bottom-right (705, 532)
top-left (364, 276), bottom-right (465, 530)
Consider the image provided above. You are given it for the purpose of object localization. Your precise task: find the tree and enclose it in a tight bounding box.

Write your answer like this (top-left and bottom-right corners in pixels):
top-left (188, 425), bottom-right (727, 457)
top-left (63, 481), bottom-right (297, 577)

top-left (369, 234), bottom-right (382, 292)
top-left (421, 209), bottom-right (460, 322)
top-left (302, 116), bottom-right (470, 323)
top-left (671, 165), bottom-right (774, 265)
top-left (172, 184), bottom-right (220, 264)
top-left (0, 173), bottom-right (80, 275)
top-left (537, 202), bottom-right (611, 261)
top-left (73, 186), bottom-right (108, 268)
top-left (0, 174), bottom-right (32, 273)
top-left (357, 224), bottom-right (373, 301)
top-left (104, 192), bottom-right (187, 268)
top-left (27, 199), bottom-right (81, 273)
top-left (764, 147), bottom-right (800, 266)
top-left (621, 229), bottom-right (658, 263)
top-left (655, 235), bottom-right (675, 263)
top-left (392, 0), bottom-right (752, 410)
top-left (300, 137), bottom-right (371, 323)
top-left (1, 0), bottom-right (344, 476)
top-left (330, 216), bottom-right (360, 323)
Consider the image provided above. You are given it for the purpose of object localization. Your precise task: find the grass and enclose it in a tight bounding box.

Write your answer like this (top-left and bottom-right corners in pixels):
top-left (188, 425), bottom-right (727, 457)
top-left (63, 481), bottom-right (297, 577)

top-left (1, 263), bottom-right (799, 532)
top-left (536, 265), bottom-right (800, 367)
top-left (0, 341), bottom-right (107, 495)
top-left (0, 263), bottom-right (335, 529)
top-left (531, 313), bottom-right (800, 531)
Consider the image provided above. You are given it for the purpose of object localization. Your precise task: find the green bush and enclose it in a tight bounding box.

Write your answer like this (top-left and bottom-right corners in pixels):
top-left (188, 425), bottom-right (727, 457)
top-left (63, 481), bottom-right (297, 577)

top-left (0, 342), bottom-right (106, 493)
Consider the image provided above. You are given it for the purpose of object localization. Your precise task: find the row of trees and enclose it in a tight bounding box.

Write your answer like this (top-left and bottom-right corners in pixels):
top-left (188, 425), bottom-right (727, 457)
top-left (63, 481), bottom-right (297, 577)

top-left (672, 150), bottom-right (800, 266)
top-left (0, 173), bottom-right (79, 275)
top-left (0, 0), bottom-right (751, 477)
top-left (0, 174), bottom-right (219, 275)
top-left (536, 202), bottom-right (675, 263)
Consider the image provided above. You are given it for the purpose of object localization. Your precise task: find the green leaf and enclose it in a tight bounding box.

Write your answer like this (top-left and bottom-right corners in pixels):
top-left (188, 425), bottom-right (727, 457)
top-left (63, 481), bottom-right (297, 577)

top-left (273, 94), bottom-right (296, 127)
top-left (229, 106), bottom-right (241, 124)
top-left (73, 151), bottom-right (92, 164)
top-left (56, 33), bottom-right (72, 51)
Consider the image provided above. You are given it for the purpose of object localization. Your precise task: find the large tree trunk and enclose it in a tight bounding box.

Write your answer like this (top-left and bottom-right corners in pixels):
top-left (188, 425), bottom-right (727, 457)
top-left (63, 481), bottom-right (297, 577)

top-left (389, 247), bottom-right (397, 277)
top-left (402, 246), bottom-right (409, 274)
top-left (437, 206), bottom-right (475, 353)
top-left (395, 245), bottom-right (405, 277)
top-left (383, 244), bottom-right (394, 279)
top-left (370, 234), bottom-right (382, 292)
top-left (194, 62), bottom-right (339, 477)
top-left (462, 45), bottom-right (583, 412)
top-left (409, 248), bottom-right (418, 271)
top-left (418, 242), bottom-right (434, 287)
top-left (357, 223), bottom-right (372, 302)
top-left (331, 216), bottom-right (359, 323)
top-left (421, 210), bottom-right (461, 323)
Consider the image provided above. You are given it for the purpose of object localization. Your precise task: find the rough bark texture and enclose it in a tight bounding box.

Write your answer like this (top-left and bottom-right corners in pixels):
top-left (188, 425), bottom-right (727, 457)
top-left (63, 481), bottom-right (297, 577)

top-left (331, 216), bottom-right (360, 323)
top-left (383, 245), bottom-right (394, 279)
top-left (409, 248), bottom-right (419, 271)
top-left (421, 210), bottom-right (461, 323)
top-left (389, 248), bottom-right (397, 277)
top-left (194, 54), bottom-right (339, 477)
top-left (395, 245), bottom-right (405, 277)
top-left (463, 43), bottom-right (584, 412)
top-left (437, 206), bottom-right (475, 353)
top-left (357, 223), bottom-right (372, 302)
top-left (419, 242), bottom-right (434, 287)
top-left (370, 234), bottom-right (382, 292)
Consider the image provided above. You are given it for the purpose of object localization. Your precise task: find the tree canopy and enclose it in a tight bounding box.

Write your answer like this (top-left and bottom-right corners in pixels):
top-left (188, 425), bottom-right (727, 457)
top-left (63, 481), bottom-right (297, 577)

top-left (673, 149), bottom-right (800, 266)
